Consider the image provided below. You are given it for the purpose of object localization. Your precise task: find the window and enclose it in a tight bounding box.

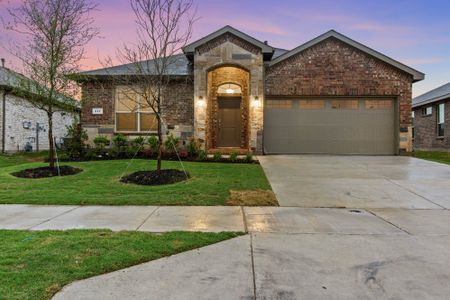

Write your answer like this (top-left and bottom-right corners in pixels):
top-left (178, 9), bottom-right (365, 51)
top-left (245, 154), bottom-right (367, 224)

top-left (299, 100), bottom-right (325, 109)
top-left (115, 87), bottom-right (157, 132)
top-left (331, 100), bottom-right (358, 109)
top-left (422, 106), bottom-right (432, 116)
top-left (266, 100), bottom-right (293, 108)
top-left (412, 111), bottom-right (415, 139)
top-left (437, 103), bottom-right (445, 137)
top-left (365, 100), bottom-right (392, 109)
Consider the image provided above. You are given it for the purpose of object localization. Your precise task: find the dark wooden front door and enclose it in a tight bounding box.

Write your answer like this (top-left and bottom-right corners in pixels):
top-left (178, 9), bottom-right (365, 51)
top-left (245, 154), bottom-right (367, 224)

top-left (217, 97), bottom-right (241, 147)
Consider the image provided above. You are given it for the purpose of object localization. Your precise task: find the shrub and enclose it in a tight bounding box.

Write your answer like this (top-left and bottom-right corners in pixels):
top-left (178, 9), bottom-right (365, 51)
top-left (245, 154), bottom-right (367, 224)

top-left (147, 136), bottom-right (159, 153)
top-left (187, 138), bottom-right (199, 158)
top-left (93, 135), bottom-right (109, 156)
top-left (131, 136), bottom-right (145, 147)
top-left (130, 136), bottom-right (146, 156)
top-left (198, 150), bottom-right (208, 161)
top-left (112, 134), bottom-right (128, 158)
top-left (229, 152), bottom-right (238, 162)
top-left (164, 134), bottom-right (180, 153)
top-left (64, 123), bottom-right (88, 160)
top-left (213, 151), bottom-right (222, 162)
top-left (244, 152), bottom-right (254, 163)
top-left (84, 148), bottom-right (97, 160)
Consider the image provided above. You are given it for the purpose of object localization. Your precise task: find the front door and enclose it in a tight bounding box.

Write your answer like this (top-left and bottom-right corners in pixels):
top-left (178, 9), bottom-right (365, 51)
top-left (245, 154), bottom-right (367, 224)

top-left (217, 97), bottom-right (241, 147)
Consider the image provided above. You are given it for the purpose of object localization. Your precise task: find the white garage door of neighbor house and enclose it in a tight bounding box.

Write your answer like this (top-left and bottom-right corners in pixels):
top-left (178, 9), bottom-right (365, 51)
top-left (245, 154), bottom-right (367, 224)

top-left (264, 99), bottom-right (396, 155)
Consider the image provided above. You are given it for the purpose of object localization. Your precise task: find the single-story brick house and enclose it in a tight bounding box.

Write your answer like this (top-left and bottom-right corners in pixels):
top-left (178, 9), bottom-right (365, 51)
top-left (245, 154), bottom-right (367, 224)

top-left (0, 64), bottom-right (79, 153)
top-left (76, 25), bottom-right (424, 155)
top-left (412, 83), bottom-right (449, 151)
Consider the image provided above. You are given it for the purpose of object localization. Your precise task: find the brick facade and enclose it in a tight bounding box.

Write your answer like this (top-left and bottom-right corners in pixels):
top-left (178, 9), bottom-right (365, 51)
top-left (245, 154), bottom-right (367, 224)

top-left (79, 30), bottom-right (420, 154)
top-left (413, 99), bottom-right (450, 151)
top-left (80, 79), bottom-right (194, 142)
top-left (265, 37), bottom-right (414, 152)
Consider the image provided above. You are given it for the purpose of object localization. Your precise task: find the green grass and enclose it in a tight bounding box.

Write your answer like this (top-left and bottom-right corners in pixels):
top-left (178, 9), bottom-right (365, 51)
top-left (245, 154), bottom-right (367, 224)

top-left (0, 151), bottom-right (48, 168)
top-left (0, 230), bottom-right (242, 300)
top-left (0, 159), bottom-right (271, 205)
top-left (414, 150), bottom-right (450, 165)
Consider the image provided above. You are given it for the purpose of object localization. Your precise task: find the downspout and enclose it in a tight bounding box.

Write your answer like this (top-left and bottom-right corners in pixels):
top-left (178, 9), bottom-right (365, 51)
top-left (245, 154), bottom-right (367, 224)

top-left (1, 89), bottom-right (6, 153)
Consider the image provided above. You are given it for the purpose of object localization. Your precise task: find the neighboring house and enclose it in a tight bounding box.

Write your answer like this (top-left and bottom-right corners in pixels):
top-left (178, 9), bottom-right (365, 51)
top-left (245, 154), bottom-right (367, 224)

top-left (75, 25), bottom-right (424, 155)
top-left (412, 83), bottom-right (449, 151)
top-left (0, 63), bottom-right (79, 153)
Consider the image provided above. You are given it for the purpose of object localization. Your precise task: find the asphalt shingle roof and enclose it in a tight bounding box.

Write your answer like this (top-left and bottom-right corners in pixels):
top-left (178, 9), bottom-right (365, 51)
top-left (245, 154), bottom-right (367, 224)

top-left (412, 82), bottom-right (450, 108)
top-left (78, 54), bottom-right (190, 76)
top-left (0, 66), bottom-right (80, 109)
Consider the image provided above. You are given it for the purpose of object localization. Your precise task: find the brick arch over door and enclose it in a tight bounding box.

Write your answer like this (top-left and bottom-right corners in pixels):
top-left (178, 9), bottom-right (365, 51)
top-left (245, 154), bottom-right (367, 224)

top-left (207, 65), bottom-right (250, 149)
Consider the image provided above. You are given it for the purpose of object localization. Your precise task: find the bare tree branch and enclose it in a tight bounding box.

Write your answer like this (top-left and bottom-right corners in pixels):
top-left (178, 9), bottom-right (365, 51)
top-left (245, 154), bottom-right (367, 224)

top-left (5, 0), bottom-right (99, 168)
top-left (104, 0), bottom-right (197, 175)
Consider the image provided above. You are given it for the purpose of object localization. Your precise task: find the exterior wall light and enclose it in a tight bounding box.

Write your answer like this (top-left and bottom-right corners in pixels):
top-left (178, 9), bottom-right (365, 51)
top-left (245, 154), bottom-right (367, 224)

top-left (197, 96), bottom-right (206, 107)
top-left (252, 96), bottom-right (261, 108)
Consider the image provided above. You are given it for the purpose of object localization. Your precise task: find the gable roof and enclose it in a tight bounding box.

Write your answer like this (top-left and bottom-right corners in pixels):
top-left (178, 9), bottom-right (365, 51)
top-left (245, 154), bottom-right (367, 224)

top-left (183, 25), bottom-right (274, 55)
top-left (76, 54), bottom-right (190, 77)
top-left (412, 82), bottom-right (450, 108)
top-left (267, 30), bottom-right (425, 82)
top-left (0, 66), bottom-right (80, 110)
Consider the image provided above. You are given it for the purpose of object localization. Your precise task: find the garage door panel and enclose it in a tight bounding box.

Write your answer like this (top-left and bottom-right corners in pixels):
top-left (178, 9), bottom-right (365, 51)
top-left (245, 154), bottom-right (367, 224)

top-left (264, 99), bottom-right (395, 155)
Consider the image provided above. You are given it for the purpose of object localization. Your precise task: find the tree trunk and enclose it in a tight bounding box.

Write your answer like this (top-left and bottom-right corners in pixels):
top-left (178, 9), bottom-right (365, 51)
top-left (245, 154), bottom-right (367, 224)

top-left (156, 116), bottom-right (162, 176)
top-left (47, 112), bottom-right (55, 169)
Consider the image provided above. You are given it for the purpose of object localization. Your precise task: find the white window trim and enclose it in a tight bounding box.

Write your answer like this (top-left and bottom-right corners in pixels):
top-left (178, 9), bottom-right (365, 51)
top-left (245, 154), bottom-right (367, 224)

top-left (437, 103), bottom-right (445, 137)
top-left (115, 85), bottom-right (157, 133)
top-left (422, 106), bottom-right (432, 116)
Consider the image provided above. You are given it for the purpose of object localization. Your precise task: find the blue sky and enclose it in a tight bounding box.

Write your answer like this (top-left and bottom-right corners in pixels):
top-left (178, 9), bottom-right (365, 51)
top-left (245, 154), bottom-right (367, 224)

top-left (1, 0), bottom-right (450, 97)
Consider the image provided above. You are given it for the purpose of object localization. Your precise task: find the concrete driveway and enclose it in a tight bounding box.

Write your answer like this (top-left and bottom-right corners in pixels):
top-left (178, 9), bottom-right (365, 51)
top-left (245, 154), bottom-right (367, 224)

top-left (52, 155), bottom-right (450, 299)
top-left (259, 155), bottom-right (450, 208)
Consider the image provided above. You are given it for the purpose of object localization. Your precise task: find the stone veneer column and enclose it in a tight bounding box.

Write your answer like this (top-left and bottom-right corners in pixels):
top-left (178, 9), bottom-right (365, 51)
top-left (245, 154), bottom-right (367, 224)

top-left (193, 40), bottom-right (264, 153)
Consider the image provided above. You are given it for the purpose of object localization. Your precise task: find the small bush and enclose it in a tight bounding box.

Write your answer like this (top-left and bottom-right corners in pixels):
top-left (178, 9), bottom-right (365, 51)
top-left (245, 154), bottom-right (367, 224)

top-left (244, 152), bottom-right (254, 163)
top-left (213, 151), bottom-right (222, 162)
top-left (164, 134), bottom-right (180, 153)
top-left (187, 138), bottom-right (199, 158)
top-left (148, 136), bottom-right (159, 153)
top-left (93, 135), bottom-right (109, 156)
top-left (65, 124), bottom-right (88, 160)
top-left (229, 152), bottom-right (238, 162)
top-left (93, 135), bottom-right (109, 148)
top-left (130, 136), bottom-right (146, 155)
top-left (198, 150), bottom-right (208, 161)
top-left (112, 134), bottom-right (128, 157)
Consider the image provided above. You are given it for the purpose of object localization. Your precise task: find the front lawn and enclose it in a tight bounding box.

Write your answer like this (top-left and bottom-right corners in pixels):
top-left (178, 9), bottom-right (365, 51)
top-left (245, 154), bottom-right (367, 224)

top-left (0, 159), bottom-right (271, 205)
top-left (0, 151), bottom-right (48, 168)
top-left (414, 150), bottom-right (450, 165)
top-left (0, 230), bottom-right (241, 300)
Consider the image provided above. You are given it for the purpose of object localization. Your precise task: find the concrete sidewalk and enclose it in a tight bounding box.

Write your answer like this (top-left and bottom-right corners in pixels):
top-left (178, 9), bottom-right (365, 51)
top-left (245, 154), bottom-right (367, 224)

top-left (46, 205), bottom-right (450, 300)
top-left (2, 204), bottom-right (450, 235)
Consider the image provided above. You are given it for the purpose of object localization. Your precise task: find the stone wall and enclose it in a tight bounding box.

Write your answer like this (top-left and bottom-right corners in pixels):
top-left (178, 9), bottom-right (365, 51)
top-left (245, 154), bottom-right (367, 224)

top-left (413, 99), bottom-right (450, 151)
top-left (193, 36), bottom-right (264, 153)
top-left (265, 37), bottom-right (415, 153)
top-left (80, 79), bottom-right (194, 143)
top-left (207, 66), bottom-right (249, 149)
top-left (0, 93), bottom-right (76, 152)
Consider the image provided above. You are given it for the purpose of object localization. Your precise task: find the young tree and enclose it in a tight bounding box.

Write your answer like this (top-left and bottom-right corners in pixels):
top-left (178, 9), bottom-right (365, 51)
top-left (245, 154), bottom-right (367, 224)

top-left (113, 0), bottom-right (196, 175)
top-left (5, 0), bottom-right (98, 168)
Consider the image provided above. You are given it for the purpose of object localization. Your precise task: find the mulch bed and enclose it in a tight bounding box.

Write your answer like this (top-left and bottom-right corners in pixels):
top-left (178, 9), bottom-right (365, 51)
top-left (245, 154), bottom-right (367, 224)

top-left (120, 169), bottom-right (189, 186)
top-left (11, 166), bottom-right (82, 179)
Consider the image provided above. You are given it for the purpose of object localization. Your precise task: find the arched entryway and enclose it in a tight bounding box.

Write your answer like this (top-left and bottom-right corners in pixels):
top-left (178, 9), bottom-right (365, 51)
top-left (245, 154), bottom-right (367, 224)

top-left (206, 65), bottom-right (250, 150)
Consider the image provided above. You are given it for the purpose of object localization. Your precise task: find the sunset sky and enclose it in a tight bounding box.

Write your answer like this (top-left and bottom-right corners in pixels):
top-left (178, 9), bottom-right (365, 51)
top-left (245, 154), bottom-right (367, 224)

top-left (1, 0), bottom-right (450, 97)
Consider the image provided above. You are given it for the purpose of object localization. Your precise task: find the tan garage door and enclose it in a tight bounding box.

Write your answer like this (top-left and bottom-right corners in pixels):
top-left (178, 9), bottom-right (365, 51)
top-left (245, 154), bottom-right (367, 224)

top-left (264, 99), bottom-right (396, 155)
